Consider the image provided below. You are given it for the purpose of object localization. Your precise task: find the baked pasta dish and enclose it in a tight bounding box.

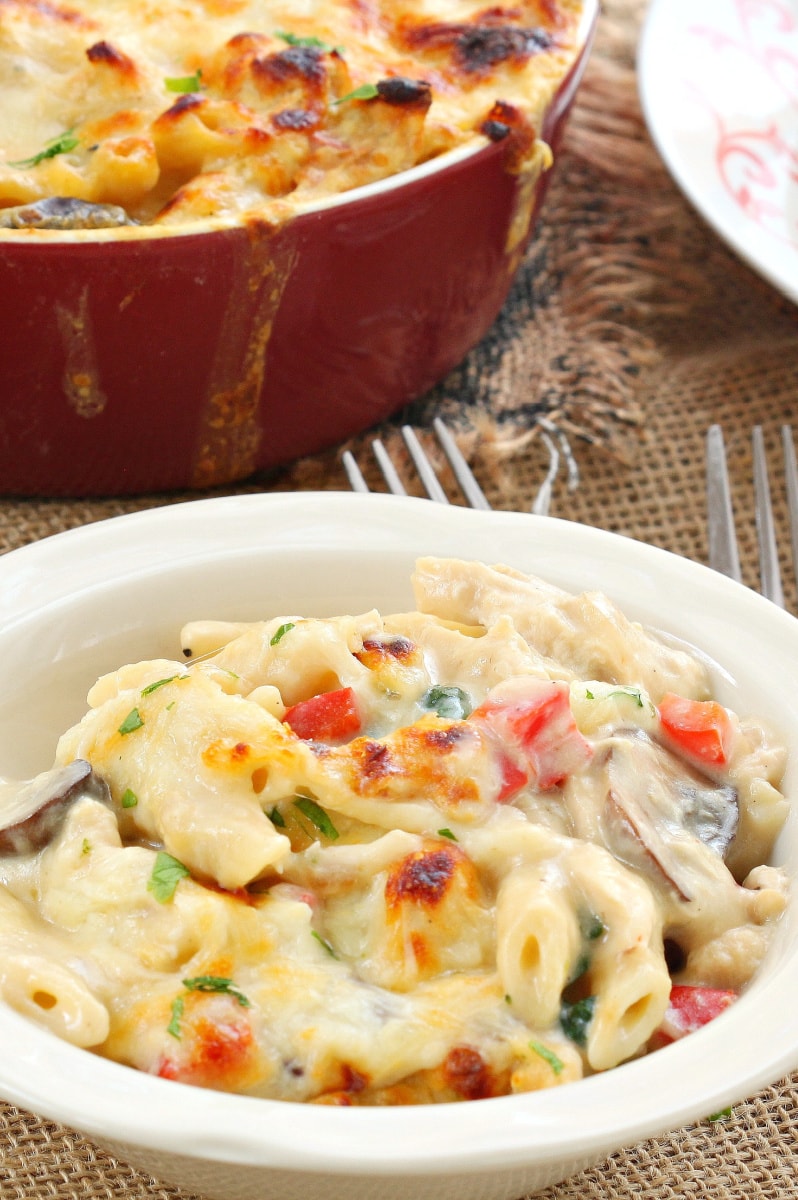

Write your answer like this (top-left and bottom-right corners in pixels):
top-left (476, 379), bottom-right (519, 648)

top-left (0, 0), bottom-right (587, 229)
top-left (0, 558), bottom-right (790, 1104)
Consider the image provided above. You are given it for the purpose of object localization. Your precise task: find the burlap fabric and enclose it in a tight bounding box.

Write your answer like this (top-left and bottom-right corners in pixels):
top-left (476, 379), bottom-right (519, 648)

top-left (2, 1), bottom-right (798, 1196)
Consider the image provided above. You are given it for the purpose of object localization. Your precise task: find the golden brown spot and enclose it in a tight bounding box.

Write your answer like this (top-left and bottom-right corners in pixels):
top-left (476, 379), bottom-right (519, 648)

top-left (402, 20), bottom-right (552, 74)
top-left (356, 635), bottom-right (417, 668)
top-left (202, 739), bottom-right (252, 769)
top-left (409, 931), bottom-right (431, 968)
top-left (253, 46), bottom-right (326, 90)
top-left (85, 40), bottom-right (137, 77)
top-left (338, 1063), bottom-right (369, 1093)
top-left (158, 94), bottom-right (204, 124)
top-left (355, 740), bottom-right (395, 781)
top-left (375, 77), bottom-right (431, 111)
top-left (385, 847), bottom-right (459, 910)
top-left (443, 1045), bottom-right (493, 1100)
top-left (271, 107), bottom-right (318, 132)
top-left (478, 100), bottom-right (536, 169)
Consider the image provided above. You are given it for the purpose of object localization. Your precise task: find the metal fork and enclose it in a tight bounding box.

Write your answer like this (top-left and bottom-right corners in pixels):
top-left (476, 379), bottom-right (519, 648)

top-left (706, 424), bottom-right (798, 608)
top-left (342, 417), bottom-right (577, 515)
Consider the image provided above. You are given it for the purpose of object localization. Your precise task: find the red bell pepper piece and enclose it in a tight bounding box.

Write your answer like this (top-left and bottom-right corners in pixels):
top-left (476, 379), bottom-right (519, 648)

top-left (284, 686), bottom-right (362, 743)
top-left (653, 984), bottom-right (737, 1048)
top-left (471, 680), bottom-right (592, 793)
top-left (658, 693), bottom-right (734, 766)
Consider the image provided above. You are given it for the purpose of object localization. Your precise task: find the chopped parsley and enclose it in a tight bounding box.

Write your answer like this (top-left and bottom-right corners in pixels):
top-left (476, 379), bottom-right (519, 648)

top-left (167, 976), bottom-right (250, 1039)
top-left (147, 851), bottom-right (190, 903)
top-left (421, 685), bottom-right (472, 720)
top-left (437, 828), bottom-right (457, 841)
top-left (167, 995), bottom-right (184, 1039)
top-left (707, 1107), bottom-right (733, 1123)
top-left (121, 788), bottom-right (138, 809)
top-left (293, 796), bottom-right (339, 840)
top-left (165, 70), bottom-right (203, 93)
top-left (10, 129), bottom-right (80, 168)
top-left (585, 916), bottom-right (606, 940)
top-left (118, 707), bottom-right (144, 735)
top-left (141, 675), bottom-right (180, 696)
top-left (268, 806), bottom-right (286, 828)
top-left (275, 30), bottom-right (341, 52)
top-left (311, 929), bottom-right (338, 958)
top-left (334, 82), bottom-right (379, 104)
top-left (182, 975), bottom-right (251, 1007)
top-left (270, 622), bottom-right (295, 646)
top-left (81, 838), bottom-right (91, 855)
top-left (529, 1040), bottom-right (564, 1075)
top-left (560, 995), bottom-right (596, 1047)
top-left (585, 685), bottom-right (647, 709)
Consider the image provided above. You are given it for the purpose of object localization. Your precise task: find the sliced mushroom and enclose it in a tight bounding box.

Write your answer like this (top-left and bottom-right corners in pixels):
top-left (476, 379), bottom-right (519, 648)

top-left (601, 729), bottom-right (738, 902)
top-left (0, 197), bottom-right (137, 230)
top-left (0, 760), bottom-right (110, 855)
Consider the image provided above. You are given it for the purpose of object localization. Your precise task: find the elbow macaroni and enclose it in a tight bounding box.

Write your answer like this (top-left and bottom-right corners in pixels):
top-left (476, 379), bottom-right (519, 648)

top-left (0, 557), bottom-right (789, 1104)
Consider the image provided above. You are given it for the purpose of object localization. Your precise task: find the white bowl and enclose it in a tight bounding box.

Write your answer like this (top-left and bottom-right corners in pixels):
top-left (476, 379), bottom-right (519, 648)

top-left (0, 492), bottom-right (796, 1200)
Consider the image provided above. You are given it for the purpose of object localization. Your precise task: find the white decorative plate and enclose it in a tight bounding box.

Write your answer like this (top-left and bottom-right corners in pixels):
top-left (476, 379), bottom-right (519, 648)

top-left (638, 0), bottom-right (798, 304)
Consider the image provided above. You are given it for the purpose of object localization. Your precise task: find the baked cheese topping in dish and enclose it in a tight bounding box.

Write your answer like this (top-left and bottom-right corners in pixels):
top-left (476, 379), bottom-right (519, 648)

top-left (0, 0), bottom-right (585, 230)
top-left (0, 558), bottom-right (789, 1103)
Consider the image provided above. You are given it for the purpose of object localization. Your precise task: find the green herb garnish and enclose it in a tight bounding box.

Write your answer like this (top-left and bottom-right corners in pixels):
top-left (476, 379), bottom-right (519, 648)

top-left (607, 686), bottom-right (645, 707)
top-left (421, 685), bottom-right (472, 720)
top-left (268, 806), bottom-right (286, 828)
top-left (270, 622), bottom-right (295, 646)
top-left (182, 975), bottom-right (250, 1007)
top-left (311, 929), bottom-right (338, 958)
top-left (334, 82), bottom-right (379, 104)
top-left (121, 788), bottom-right (138, 809)
top-left (560, 995), bottom-right (596, 1046)
top-left (141, 675), bottom-right (180, 696)
top-left (147, 851), bottom-right (190, 903)
top-left (578, 912), bottom-right (604, 940)
top-left (275, 30), bottom-right (340, 52)
top-left (293, 796), bottom-right (339, 840)
top-left (437, 828), bottom-right (457, 841)
top-left (707, 1107), bottom-right (733, 1123)
top-left (167, 995), bottom-right (184, 1039)
top-left (118, 707), bottom-right (144, 735)
top-left (529, 1040), bottom-right (564, 1075)
top-left (81, 838), bottom-right (91, 855)
top-left (10, 129), bottom-right (80, 168)
top-left (165, 70), bottom-right (202, 93)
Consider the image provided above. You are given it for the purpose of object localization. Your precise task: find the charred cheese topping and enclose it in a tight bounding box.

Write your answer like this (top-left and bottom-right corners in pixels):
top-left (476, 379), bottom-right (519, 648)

top-left (0, 557), bottom-right (789, 1104)
top-left (0, 0), bottom-right (586, 230)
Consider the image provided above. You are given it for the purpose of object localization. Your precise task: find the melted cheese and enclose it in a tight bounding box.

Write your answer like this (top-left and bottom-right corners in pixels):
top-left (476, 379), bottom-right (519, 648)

top-left (0, 557), bottom-right (789, 1104)
top-left (0, 0), bottom-right (585, 229)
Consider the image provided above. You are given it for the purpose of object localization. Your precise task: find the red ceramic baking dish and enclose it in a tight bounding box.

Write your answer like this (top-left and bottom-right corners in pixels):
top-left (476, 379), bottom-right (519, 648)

top-left (0, 1), bottom-right (597, 497)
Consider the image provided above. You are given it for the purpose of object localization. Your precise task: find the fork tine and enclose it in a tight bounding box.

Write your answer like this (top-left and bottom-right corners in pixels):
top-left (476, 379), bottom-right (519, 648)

top-left (372, 438), bottom-right (408, 496)
top-left (782, 425), bottom-right (798, 589)
top-left (342, 449), bottom-right (369, 493)
top-left (752, 425), bottom-right (785, 608)
top-left (432, 418), bottom-right (491, 510)
top-left (706, 424), bottom-right (742, 583)
top-left (531, 432), bottom-right (559, 517)
top-left (401, 425), bottom-right (450, 504)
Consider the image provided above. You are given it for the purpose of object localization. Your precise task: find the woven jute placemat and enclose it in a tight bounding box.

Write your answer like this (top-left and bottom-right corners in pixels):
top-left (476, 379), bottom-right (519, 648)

top-left (2, 1), bottom-right (798, 1197)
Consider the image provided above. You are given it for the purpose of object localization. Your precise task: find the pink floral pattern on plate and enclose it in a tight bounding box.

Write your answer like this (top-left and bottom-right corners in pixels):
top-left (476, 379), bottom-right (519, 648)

top-left (639, 0), bottom-right (798, 302)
